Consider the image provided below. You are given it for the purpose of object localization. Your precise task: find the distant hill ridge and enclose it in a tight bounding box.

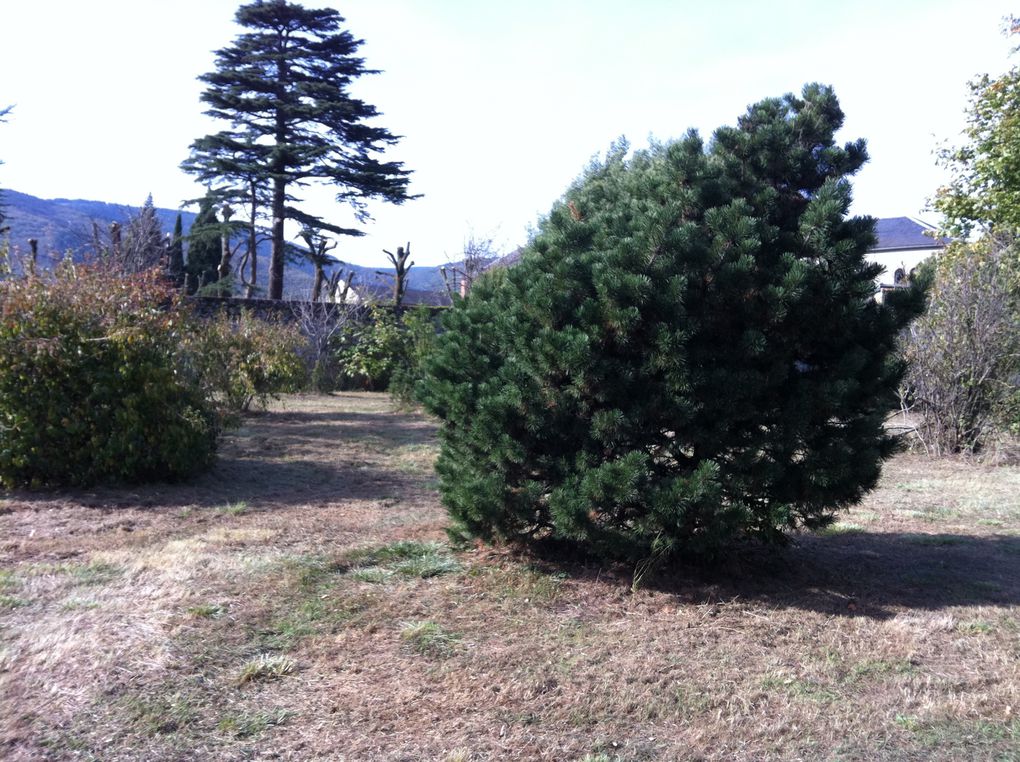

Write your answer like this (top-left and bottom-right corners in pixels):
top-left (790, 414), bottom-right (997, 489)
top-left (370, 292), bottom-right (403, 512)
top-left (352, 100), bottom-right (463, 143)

top-left (0, 189), bottom-right (457, 299)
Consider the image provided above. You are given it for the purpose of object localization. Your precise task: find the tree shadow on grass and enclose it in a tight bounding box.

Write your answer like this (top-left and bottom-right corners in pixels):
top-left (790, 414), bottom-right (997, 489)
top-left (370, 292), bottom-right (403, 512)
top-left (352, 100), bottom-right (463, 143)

top-left (0, 406), bottom-right (438, 511)
top-left (531, 530), bottom-right (1020, 619)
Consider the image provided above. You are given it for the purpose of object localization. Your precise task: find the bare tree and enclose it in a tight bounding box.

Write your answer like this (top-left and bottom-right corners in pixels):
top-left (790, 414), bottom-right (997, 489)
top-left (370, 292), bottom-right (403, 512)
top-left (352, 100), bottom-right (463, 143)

top-left (290, 298), bottom-right (356, 391)
top-left (441, 233), bottom-right (498, 299)
top-left (899, 238), bottom-right (1020, 454)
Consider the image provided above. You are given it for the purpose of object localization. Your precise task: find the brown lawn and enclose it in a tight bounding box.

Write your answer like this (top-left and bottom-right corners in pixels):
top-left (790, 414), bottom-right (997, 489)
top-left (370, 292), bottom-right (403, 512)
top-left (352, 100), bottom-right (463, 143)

top-left (0, 392), bottom-right (1018, 761)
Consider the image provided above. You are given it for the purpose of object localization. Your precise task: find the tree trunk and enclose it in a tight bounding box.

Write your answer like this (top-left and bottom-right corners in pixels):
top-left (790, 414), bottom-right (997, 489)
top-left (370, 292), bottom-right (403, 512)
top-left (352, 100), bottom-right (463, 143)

top-left (247, 179), bottom-right (258, 299)
top-left (269, 176), bottom-right (286, 300)
top-left (312, 261), bottom-right (324, 302)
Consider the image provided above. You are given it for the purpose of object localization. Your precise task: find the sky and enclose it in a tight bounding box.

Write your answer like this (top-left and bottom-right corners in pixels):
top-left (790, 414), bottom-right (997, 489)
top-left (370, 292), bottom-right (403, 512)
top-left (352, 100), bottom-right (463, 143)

top-left (0, 0), bottom-right (1015, 267)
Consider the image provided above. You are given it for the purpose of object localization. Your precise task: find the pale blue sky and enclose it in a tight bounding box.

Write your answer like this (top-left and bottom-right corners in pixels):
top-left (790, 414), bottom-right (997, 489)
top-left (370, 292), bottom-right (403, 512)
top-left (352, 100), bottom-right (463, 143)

top-left (0, 0), bottom-right (1014, 265)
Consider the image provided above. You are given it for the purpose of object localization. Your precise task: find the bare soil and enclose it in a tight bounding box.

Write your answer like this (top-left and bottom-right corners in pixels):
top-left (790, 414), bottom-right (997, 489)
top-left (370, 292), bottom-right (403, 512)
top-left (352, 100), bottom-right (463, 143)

top-left (1, 393), bottom-right (1017, 761)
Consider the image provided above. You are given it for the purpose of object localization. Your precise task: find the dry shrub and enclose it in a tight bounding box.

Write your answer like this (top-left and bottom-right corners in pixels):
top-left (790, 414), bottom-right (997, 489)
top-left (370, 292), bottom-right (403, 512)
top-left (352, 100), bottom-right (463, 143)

top-left (185, 310), bottom-right (307, 415)
top-left (899, 239), bottom-right (1020, 455)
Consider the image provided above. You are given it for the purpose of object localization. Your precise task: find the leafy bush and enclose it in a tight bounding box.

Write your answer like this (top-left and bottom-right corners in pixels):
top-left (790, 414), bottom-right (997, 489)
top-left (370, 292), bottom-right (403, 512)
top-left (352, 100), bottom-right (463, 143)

top-left (419, 85), bottom-right (921, 562)
top-left (0, 263), bottom-right (217, 487)
top-left (899, 239), bottom-right (1020, 453)
top-left (336, 305), bottom-right (438, 400)
top-left (185, 310), bottom-right (307, 414)
top-left (389, 306), bottom-right (439, 404)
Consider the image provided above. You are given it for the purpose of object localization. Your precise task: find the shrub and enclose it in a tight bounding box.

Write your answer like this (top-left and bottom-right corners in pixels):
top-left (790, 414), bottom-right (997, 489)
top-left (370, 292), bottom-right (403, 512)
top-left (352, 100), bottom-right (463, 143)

top-left (336, 305), bottom-right (438, 401)
top-left (0, 263), bottom-right (217, 487)
top-left (185, 310), bottom-right (307, 415)
top-left (899, 238), bottom-right (1020, 453)
top-left (419, 85), bottom-right (922, 562)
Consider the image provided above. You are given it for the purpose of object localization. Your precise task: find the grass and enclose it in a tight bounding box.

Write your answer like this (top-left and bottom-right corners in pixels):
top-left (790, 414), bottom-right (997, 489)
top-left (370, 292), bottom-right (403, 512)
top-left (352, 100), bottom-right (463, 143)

top-left (342, 539), bottom-right (461, 580)
top-left (236, 653), bottom-right (296, 685)
top-left (217, 709), bottom-right (292, 739)
top-left (1, 392), bottom-right (1018, 761)
top-left (400, 620), bottom-right (461, 658)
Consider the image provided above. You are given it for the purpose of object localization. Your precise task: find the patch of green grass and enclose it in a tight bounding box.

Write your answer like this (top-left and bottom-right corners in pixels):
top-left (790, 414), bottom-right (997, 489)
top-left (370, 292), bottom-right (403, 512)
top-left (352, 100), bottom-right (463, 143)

top-left (60, 598), bottom-right (100, 611)
top-left (342, 540), bottom-right (461, 580)
top-left (894, 713), bottom-right (921, 732)
top-left (977, 518), bottom-right (1005, 527)
top-left (124, 692), bottom-right (198, 735)
top-left (349, 567), bottom-right (395, 584)
top-left (896, 716), bottom-right (1019, 750)
top-left (0, 569), bottom-right (17, 591)
top-left (391, 443), bottom-right (438, 473)
top-left (37, 561), bottom-right (122, 587)
top-left (221, 501), bottom-right (249, 516)
top-left (237, 653), bottom-right (295, 685)
top-left (0, 594), bottom-right (27, 610)
top-left (280, 554), bottom-right (341, 590)
top-left (851, 510), bottom-right (880, 522)
top-left (672, 683), bottom-right (712, 719)
top-left (760, 673), bottom-right (838, 703)
top-left (816, 522), bottom-right (865, 537)
top-left (187, 603), bottom-right (227, 619)
top-left (484, 565), bottom-right (568, 604)
top-left (957, 620), bottom-right (994, 634)
top-left (400, 620), bottom-right (461, 658)
top-left (846, 658), bottom-right (916, 682)
top-left (217, 709), bottom-right (292, 738)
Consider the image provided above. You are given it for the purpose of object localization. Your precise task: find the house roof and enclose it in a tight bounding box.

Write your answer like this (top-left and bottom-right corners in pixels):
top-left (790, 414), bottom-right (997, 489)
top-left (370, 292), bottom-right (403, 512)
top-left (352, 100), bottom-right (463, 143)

top-left (872, 217), bottom-right (949, 252)
top-left (483, 218), bottom-right (947, 272)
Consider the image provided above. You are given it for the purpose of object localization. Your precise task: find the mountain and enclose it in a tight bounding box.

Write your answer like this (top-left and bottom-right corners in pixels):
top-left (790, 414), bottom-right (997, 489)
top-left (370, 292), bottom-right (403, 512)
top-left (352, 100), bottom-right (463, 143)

top-left (1, 190), bottom-right (199, 267)
top-left (0, 189), bottom-right (462, 301)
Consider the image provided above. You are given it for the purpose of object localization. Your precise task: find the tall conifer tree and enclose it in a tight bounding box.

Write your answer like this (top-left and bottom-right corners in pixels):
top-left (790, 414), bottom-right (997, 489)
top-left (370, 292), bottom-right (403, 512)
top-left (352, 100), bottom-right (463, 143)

top-left (419, 85), bottom-right (922, 561)
top-left (186, 196), bottom-right (222, 293)
top-left (185, 0), bottom-right (415, 299)
top-left (168, 213), bottom-right (185, 287)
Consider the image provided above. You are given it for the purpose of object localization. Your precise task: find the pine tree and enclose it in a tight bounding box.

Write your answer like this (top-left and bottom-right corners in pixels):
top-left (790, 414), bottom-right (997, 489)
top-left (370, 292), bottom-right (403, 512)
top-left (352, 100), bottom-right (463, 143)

top-left (168, 213), bottom-right (185, 287)
top-left (186, 196), bottom-right (222, 293)
top-left (419, 84), bottom-right (922, 562)
top-left (186, 0), bottom-right (416, 299)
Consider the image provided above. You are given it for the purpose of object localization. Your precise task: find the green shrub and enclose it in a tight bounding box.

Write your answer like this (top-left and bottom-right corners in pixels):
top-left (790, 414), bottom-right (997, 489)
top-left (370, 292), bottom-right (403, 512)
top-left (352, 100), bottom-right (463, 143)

top-left (186, 310), bottom-right (307, 415)
top-left (419, 86), bottom-right (921, 561)
top-left (0, 263), bottom-right (217, 487)
top-left (336, 305), bottom-right (438, 401)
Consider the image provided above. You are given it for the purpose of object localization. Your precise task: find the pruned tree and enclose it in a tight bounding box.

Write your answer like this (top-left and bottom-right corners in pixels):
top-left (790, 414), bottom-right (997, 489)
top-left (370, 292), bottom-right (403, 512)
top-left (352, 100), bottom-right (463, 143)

top-left (379, 242), bottom-right (412, 309)
top-left (299, 227), bottom-right (344, 302)
top-left (186, 0), bottom-right (417, 300)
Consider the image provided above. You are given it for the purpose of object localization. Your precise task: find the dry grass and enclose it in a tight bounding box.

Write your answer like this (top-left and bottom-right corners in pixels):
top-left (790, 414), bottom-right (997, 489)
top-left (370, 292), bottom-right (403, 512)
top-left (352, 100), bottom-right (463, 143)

top-left (1, 392), bottom-right (1018, 761)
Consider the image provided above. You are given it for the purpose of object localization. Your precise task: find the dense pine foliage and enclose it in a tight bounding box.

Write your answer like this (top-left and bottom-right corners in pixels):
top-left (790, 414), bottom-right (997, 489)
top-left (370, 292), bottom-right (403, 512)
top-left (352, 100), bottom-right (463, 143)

top-left (420, 85), bottom-right (922, 561)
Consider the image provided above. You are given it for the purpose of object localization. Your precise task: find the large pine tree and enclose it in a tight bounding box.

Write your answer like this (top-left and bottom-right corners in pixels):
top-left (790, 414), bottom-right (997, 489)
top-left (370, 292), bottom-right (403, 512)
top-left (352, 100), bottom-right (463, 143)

top-left (185, 0), bottom-right (415, 299)
top-left (419, 85), bottom-right (922, 562)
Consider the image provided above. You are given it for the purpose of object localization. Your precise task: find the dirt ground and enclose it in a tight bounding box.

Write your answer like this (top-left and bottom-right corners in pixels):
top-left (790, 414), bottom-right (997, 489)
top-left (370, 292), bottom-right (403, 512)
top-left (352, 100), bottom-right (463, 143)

top-left (0, 392), bottom-right (1017, 761)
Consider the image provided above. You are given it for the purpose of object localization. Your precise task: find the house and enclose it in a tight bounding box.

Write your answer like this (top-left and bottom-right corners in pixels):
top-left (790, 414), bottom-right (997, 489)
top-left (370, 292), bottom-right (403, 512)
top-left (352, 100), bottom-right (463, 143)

top-left (486, 218), bottom-right (948, 296)
top-left (868, 217), bottom-right (949, 291)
